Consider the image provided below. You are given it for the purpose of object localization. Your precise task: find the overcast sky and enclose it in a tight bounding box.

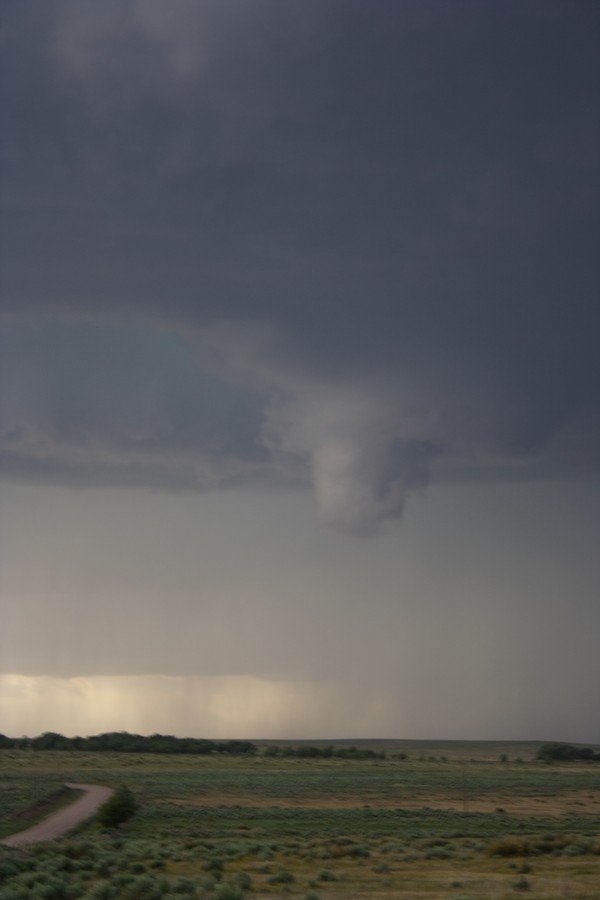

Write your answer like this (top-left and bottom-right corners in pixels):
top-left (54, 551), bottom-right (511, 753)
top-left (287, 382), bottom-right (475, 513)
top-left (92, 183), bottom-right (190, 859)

top-left (1, 0), bottom-right (599, 742)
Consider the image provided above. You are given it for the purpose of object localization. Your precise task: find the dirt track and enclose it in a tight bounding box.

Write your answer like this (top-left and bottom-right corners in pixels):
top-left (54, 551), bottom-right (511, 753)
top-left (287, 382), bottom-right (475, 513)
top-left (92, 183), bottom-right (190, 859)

top-left (0, 783), bottom-right (114, 848)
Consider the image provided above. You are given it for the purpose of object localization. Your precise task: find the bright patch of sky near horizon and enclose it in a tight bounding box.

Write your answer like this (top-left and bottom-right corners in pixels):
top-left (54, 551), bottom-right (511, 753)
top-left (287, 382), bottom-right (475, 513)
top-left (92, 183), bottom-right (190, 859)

top-left (1, 481), bottom-right (598, 741)
top-left (1, 0), bottom-right (599, 741)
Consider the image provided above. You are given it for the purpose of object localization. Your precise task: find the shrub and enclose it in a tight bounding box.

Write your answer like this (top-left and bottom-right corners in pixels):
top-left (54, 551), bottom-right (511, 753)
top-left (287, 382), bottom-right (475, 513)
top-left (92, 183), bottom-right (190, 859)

top-left (318, 869), bottom-right (337, 882)
top-left (487, 837), bottom-right (531, 857)
top-left (267, 869), bottom-right (294, 884)
top-left (426, 847), bottom-right (452, 859)
top-left (97, 786), bottom-right (137, 829)
top-left (202, 858), bottom-right (224, 875)
top-left (119, 874), bottom-right (165, 900)
top-left (83, 884), bottom-right (115, 900)
top-left (232, 872), bottom-right (252, 890)
top-left (348, 844), bottom-right (370, 858)
top-left (37, 880), bottom-right (71, 900)
top-left (0, 861), bottom-right (21, 881)
top-left (214, 885), bottom-right (244, 900)
top-left (168, 877), bottom-right (197, 894)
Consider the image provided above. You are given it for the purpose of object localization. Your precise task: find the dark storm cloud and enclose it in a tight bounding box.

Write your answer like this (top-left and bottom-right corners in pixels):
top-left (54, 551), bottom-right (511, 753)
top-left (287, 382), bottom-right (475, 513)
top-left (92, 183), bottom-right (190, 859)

top-left (0, 323), bottom-right (269, 489)
top-left (1, 0), bottom-right (599, 532)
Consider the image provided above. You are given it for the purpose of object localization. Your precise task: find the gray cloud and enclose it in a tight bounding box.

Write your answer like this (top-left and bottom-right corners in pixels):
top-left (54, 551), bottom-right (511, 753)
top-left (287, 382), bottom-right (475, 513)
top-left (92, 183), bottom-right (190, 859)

top-left (1, 0), bottom-right (599, 533)
top-left (0, 323), bottom-right (270, 490)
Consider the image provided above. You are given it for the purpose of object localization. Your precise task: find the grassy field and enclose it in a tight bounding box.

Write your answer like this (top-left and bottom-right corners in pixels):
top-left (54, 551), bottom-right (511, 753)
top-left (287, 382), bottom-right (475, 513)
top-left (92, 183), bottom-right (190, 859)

top-left (1, 742), bottom-right (599, 899)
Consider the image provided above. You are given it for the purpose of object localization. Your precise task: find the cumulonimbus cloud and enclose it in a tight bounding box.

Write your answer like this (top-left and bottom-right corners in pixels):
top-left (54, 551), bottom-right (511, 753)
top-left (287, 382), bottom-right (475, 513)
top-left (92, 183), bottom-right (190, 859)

top-left (1, 0), bottom-right (599, 534)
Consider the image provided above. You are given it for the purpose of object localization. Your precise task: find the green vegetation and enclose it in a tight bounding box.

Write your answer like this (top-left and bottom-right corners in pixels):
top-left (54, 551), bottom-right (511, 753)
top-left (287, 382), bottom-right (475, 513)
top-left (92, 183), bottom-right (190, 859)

top-left (262, 744), bottom-right (387, 760)
top-left (0, 732), bottom-right (257, 756)
top-left (1, 741), bottom-right (599, 898)
top-left (536, 742), bottom-right (600, 763)
top-left (97, 786), bottom-right (138, 830)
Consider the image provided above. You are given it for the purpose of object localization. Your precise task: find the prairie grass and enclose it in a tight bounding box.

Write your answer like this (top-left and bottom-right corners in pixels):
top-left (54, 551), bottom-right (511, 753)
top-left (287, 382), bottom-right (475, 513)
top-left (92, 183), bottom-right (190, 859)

top-left (1, 745), bottom-right (599, 898)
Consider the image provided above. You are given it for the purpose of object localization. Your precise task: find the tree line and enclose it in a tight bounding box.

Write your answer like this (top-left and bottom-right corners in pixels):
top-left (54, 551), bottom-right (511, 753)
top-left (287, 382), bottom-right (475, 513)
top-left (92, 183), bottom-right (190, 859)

top-left (262, 744), bottom-right (402, 760)
top-left (0, 731), bottom-right (257, 755)
top-left (0, 733), bottom-right (402, 759)
top-left (536, 742), bottom-right (600, 762)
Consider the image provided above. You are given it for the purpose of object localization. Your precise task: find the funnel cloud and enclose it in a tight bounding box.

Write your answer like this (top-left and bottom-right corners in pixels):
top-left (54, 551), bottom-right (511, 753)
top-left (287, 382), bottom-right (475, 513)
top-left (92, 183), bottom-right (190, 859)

top-left (1, 0), bottom-right (599, 739)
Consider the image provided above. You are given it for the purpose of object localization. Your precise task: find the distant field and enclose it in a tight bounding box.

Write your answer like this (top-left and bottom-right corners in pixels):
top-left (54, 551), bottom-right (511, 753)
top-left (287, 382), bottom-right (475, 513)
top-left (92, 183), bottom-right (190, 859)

top-left (1, 742), bottom-right (599, 899)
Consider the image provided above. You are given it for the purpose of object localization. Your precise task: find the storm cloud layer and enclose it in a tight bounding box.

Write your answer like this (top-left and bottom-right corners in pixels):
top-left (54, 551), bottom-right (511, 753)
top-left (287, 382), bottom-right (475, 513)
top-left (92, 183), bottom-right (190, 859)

top-left (2, 0), bottom-right (599, 535)
top-left (2, 2), bottom-right (600, 743)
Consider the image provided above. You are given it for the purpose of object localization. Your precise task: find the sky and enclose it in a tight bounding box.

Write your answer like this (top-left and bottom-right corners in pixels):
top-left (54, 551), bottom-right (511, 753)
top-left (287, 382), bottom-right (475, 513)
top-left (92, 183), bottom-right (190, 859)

top-left (1, 0), bottom-right (599, 743)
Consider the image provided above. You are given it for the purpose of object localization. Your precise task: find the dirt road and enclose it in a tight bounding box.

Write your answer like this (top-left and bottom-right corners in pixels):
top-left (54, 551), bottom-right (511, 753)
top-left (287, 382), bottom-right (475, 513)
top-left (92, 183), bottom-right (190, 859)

top-left (0, 783), bottom-right (114, 848)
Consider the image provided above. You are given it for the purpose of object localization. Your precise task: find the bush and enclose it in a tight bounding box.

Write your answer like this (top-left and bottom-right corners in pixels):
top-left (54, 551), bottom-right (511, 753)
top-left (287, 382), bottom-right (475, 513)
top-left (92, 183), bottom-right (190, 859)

top-left (38, 879), bottom-right (71, 900)
top-left (318, 869), bottom-right (337, 882)
top-left (426, 847), bottom-right (452, 859)
top-left (83, 885), bottom-right (115, 900)
top-left (267, 870), bottom-right (294, 884)
top-left (168, 877), bottom-right (197, 895)
top-left (232, 872), bottom-right (252, 890)
top-left (487, 837), bottom-right (531, 857)
top-left (97, 786), bottom-right (138, 829)
top-left (119, 875), bottom-right (165, 900)
top-left (214, 885), bottom-right (244, 900)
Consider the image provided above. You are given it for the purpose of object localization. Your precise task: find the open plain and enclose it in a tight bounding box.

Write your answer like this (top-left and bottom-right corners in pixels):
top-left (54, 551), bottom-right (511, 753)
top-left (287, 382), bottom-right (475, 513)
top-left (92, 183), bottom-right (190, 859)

top-left (1, 741), bottom-right (599, 899)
